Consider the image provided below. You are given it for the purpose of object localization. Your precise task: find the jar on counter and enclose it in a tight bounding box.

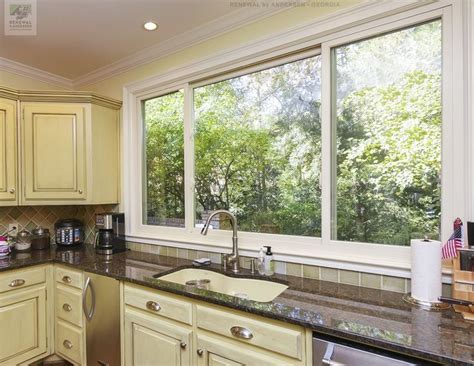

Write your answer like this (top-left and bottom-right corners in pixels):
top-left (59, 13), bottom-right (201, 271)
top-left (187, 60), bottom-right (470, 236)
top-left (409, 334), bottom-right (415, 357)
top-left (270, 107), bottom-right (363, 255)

top-left (15, 230), bottom-right (31, 251)
top-left (0, 236), bottom-right (10, 257)
top-left (31, 227), bottom-right (50, 250)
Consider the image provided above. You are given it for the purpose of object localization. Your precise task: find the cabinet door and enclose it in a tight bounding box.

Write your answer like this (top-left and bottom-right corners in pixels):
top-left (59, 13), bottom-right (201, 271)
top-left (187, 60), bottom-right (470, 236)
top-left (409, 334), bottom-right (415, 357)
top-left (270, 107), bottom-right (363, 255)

top-left (196, 334), bottom-right (292, 366)
top-left (0, 285), bottom-right (47, 365)
top-left (0, 98), bottom-right (17, 205)
top-left (22, 103), bottom-right (87, 202)
top-left (124, 307), bottom-right (192, 366)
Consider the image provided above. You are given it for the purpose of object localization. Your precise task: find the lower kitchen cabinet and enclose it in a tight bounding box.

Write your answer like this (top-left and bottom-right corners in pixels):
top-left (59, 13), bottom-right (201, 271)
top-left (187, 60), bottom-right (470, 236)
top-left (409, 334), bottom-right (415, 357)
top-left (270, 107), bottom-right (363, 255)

top-left (0, 268), bottom-right (49, 366)
top-left (123, 284), bottom-right (310, 366)
top-left (124, 307), bottom-right (192, 366)
top-left (196, 334), bottom-right (292, 366)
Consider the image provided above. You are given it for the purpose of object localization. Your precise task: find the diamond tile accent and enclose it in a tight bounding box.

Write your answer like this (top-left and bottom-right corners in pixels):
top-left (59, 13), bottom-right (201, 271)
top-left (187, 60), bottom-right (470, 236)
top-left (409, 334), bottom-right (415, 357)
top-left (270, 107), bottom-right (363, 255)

top-left (0, 205), bottom-right (118, 243)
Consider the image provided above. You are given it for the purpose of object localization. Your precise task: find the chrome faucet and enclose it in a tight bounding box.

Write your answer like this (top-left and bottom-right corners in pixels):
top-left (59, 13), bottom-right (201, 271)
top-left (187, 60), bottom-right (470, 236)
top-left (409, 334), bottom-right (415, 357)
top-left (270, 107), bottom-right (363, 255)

top-left (201, 209), bottom-right (240, 273)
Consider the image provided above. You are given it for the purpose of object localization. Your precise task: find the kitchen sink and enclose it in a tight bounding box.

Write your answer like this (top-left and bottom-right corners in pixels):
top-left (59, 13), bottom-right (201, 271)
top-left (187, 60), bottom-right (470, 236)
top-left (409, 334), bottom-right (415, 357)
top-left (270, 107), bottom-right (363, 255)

top-left (156, 268), bottom-right (288, 302)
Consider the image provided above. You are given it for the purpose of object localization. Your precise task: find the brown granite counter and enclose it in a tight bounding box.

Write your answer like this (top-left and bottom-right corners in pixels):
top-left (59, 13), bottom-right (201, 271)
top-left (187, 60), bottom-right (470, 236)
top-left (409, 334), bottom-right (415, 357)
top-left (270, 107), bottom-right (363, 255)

top-left (1, 245), bottom-right (472, 365)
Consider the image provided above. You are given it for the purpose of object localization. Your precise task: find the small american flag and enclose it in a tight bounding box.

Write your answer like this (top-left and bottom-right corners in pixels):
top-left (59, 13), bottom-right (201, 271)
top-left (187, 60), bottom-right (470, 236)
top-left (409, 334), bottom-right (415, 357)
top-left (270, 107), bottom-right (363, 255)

top-left (442, 218), bottom-right (464, 259)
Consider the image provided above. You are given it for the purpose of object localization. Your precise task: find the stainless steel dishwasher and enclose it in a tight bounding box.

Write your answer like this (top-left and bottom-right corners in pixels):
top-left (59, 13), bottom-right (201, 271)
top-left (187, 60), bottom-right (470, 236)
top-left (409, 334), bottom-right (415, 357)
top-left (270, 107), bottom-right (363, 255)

top-left (313, 336), bottom-right (427, 365)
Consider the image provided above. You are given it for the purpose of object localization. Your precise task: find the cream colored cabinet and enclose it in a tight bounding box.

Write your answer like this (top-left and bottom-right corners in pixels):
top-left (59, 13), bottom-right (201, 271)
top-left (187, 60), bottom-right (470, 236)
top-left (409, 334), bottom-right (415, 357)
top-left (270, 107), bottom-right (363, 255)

top-left (54, 266), bottom-right (85, 365)
top-left (22, 103), bottom-right (87, 202)
top-left (0, 98), bottom-right (18, 205)
top-left (196, 334), bottom-right (292, 366)
top-left (0, 87), bottom-right (121, 206)
top-left (0, 266), bottom-right (50, 366)
top-left (124, 307), bottom-right (192, 366)
top-left (123, 284), bottom-right (310, 366)
top-left (21, 102), bottom-right (120, 205)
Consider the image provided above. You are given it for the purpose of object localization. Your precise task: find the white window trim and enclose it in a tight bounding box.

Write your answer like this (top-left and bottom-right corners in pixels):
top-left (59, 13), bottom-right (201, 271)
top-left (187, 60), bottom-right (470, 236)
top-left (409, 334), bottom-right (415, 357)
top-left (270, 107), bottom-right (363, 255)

top-left (123, 0), bottom-right (468, 278)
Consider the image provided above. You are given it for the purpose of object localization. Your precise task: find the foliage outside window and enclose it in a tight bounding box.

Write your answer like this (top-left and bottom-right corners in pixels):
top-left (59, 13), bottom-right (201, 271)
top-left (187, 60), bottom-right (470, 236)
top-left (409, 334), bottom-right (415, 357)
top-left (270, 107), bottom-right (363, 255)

top-left (333, 20), bottom-right (442, 245)
top-left (143, 90), bottom-right (185, 227)
top-left (141, 19), bottom-right (443, 247)
top-left (194, 56), bottom-right (322, 236)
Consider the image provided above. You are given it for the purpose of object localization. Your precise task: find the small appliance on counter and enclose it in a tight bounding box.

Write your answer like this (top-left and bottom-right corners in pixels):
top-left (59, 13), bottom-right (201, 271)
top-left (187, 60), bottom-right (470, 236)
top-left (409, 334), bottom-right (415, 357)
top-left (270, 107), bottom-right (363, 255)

top-left (55, 219), bottom-right (85, 246)
top-left (31, 227), bottom-right (50, 250)
top-left (94, 212), bottom-right (126, 255)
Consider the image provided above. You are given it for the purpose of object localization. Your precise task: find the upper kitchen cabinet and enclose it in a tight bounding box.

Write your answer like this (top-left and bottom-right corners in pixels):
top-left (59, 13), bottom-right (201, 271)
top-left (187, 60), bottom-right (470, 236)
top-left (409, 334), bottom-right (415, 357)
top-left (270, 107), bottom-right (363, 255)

top-left (22, 103), bottom-right (87, 202)
top-left (0, 98), bottom-right (17, 206)
top-left (0, 87), bottom-right (122, 206)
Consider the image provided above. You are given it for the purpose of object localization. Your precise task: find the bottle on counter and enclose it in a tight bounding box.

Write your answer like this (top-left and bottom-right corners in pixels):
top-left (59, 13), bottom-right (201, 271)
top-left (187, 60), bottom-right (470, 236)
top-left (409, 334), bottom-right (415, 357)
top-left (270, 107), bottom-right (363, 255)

top-left (257, 247), bottom-right (266, 275)
top-left (263, 246), bottom-right (274, 276)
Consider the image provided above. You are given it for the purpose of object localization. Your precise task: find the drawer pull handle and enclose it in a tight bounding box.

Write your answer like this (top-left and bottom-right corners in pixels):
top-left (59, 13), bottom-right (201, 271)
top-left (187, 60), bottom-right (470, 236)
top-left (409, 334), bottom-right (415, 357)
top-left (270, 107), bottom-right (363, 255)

top-left (63, 303), bottom-right (72, 312)
top-left (197, 348), bottom-right (204, 356)
top-left (146, 301), bottom-right (161, 312)
top-left (62, 276), bottom-right (72, 284)
top-left (180, 342), bottom-right (186, 349)
top-left (230, 326), bottom-right (253, 340)
top-left (9, 279), bottom-right (25, 288)
top-left (63, 340), bottom-right (73, 349)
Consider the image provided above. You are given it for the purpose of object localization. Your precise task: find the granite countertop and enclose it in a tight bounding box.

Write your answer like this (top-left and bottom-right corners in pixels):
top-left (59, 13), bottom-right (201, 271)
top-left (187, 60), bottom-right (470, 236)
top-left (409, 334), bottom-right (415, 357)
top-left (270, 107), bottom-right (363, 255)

top-left (1, 245), bottom-right (473, 366)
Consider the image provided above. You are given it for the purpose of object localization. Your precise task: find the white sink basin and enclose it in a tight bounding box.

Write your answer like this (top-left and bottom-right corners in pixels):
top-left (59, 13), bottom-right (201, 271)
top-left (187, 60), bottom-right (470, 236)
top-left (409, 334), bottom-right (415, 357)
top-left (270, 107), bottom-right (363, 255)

top-left (157, 268), bottom-right (288, 302)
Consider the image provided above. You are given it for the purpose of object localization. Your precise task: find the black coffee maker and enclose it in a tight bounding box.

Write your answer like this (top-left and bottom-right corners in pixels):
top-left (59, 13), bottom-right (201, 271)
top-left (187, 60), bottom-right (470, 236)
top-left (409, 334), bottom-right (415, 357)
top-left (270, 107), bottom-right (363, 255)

top-left (94, 213), bottom-right (126, 255)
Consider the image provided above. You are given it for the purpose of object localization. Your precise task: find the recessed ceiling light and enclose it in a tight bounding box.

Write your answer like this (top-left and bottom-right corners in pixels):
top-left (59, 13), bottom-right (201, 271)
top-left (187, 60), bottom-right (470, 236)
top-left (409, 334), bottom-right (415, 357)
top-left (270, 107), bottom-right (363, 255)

top-left (144, 22), bottom-right (158, 31)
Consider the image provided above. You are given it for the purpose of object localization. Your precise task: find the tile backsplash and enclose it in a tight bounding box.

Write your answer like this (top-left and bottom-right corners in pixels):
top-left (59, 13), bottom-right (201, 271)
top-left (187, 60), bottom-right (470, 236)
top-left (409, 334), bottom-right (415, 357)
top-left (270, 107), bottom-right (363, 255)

top-left (127, 241), bottom-right (452, 296)
top-left (0, 205), bottom-right (117, 243)
top-left (0, 206), bottom-right (451, 296)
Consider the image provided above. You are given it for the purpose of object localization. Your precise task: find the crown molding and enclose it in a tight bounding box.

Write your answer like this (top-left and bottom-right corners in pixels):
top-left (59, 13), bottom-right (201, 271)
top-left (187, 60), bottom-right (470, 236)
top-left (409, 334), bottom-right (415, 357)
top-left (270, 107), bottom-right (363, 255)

top-left (0, 57), bottom-right (73, 89)
top-left (0, 86), bottom-right (122, 108)
top-left (72, 6), bottom-right (286, 88)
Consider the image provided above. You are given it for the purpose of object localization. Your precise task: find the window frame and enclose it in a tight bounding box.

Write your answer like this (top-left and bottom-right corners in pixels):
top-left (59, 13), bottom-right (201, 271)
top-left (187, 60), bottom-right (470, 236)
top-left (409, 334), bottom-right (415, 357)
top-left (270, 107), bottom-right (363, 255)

top-left (123, 1), bottom-right (466, 276)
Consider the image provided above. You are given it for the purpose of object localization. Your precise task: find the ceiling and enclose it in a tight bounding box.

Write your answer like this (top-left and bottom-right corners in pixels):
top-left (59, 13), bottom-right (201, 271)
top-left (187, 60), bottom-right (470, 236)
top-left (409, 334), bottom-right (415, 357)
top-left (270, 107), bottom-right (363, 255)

top-left (0, 0), bottom-right (253, 80)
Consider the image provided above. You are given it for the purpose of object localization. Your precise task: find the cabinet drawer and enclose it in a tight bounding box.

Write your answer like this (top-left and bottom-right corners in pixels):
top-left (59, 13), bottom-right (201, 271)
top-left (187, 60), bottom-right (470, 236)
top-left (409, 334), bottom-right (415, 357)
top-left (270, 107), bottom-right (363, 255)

top-left (56, 320), bottom-right (84, 364)
top-left (0, 266), bottom-right (46, 293)
top-left (124, 284), bottom-right (192, 325)
top-left (55, 266), bottom-right (83, 289)
top-left (196, 304), bottom-right (304, 360)
top-left (55, 283), bottom-right (83, 327)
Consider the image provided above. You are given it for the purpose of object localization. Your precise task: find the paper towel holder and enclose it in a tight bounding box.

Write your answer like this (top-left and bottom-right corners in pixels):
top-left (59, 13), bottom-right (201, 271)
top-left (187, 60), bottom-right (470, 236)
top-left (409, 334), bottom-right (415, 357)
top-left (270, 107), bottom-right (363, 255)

top-left (402, 294), bottom-right (450, 311)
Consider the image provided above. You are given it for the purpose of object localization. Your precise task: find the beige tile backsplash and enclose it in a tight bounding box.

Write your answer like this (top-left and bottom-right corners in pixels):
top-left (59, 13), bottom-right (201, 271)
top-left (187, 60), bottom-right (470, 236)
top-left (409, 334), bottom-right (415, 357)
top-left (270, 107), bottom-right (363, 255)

top-left (0, 205), bottom-right (117, 244)
top-left (0, 207), bottom-right (451, 296)
top-left (127, 241), bottom-right (453, 295)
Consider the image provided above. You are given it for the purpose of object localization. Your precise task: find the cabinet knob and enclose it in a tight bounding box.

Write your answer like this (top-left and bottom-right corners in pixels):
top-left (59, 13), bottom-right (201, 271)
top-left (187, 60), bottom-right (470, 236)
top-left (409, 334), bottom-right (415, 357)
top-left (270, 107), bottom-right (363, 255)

top-left (63, 303), bottom-right (72, 312)
top-left (9, 188), bottom-right (15, 194)
top-left (180, 342), bottom-right (186, 349)
top-left (230, 326), bottom-right (253, 340)
top-left (9, 279), bottom-right (25, 288)
top-left (146, 301), bottom-right (161, 312)
top-left (62, 275), bottom-right (72, 284)
top-left (78, 189), bottom-right (83, 194)
top-left (63, 340), bottom-right (73, 349)
top-left (197, 348), bottom-right (204, 356)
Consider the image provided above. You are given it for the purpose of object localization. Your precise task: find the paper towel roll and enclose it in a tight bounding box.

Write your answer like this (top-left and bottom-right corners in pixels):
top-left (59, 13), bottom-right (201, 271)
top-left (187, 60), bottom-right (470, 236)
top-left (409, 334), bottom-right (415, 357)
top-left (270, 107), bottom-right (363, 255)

top-left (411, 239), bottom-right (442, 303)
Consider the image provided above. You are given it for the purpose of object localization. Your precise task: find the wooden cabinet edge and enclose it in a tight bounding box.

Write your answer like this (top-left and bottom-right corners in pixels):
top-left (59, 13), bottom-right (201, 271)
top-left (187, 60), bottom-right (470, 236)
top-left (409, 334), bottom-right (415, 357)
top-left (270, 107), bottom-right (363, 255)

top-left (0, 86), bottom-right (122, 110)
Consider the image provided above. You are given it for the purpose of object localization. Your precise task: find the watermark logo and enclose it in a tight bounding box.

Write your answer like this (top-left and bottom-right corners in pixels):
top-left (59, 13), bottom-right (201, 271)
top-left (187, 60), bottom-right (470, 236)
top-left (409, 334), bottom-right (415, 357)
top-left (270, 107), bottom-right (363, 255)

top-left (4, 0), bottom-right (37, 36)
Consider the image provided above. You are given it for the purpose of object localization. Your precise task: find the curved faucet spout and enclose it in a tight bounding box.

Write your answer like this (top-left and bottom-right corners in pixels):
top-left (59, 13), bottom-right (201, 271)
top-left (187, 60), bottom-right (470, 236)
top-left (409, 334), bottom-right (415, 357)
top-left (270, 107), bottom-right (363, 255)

top-left (200, 209), bottom-right (240, 273)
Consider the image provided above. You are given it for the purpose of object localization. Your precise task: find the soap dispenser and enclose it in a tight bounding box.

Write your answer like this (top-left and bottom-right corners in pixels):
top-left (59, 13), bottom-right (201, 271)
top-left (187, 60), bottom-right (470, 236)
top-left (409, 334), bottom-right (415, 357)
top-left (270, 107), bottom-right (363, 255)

top-left (263, 246), bottom-right (274, 275)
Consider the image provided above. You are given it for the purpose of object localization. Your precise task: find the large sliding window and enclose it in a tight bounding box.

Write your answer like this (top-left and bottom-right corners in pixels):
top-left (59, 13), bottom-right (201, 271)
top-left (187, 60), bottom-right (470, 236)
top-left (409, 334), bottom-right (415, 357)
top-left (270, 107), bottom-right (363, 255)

top-left (194, 55), bottom-right (322, 236)
top-left (126, 3), bottom-right (462, 269)
top-left (332, 20), bottom-right (442, 246)
top-left (143, 90), bottom-right (185, 227)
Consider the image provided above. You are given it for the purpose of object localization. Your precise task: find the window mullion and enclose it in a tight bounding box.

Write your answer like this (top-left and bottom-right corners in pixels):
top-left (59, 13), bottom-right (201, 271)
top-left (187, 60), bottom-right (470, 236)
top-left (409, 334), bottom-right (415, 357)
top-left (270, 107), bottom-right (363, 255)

top-left (321, 43), bottom-right (332, 246)
top-left (184, 83), bottom-right (195, 232)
